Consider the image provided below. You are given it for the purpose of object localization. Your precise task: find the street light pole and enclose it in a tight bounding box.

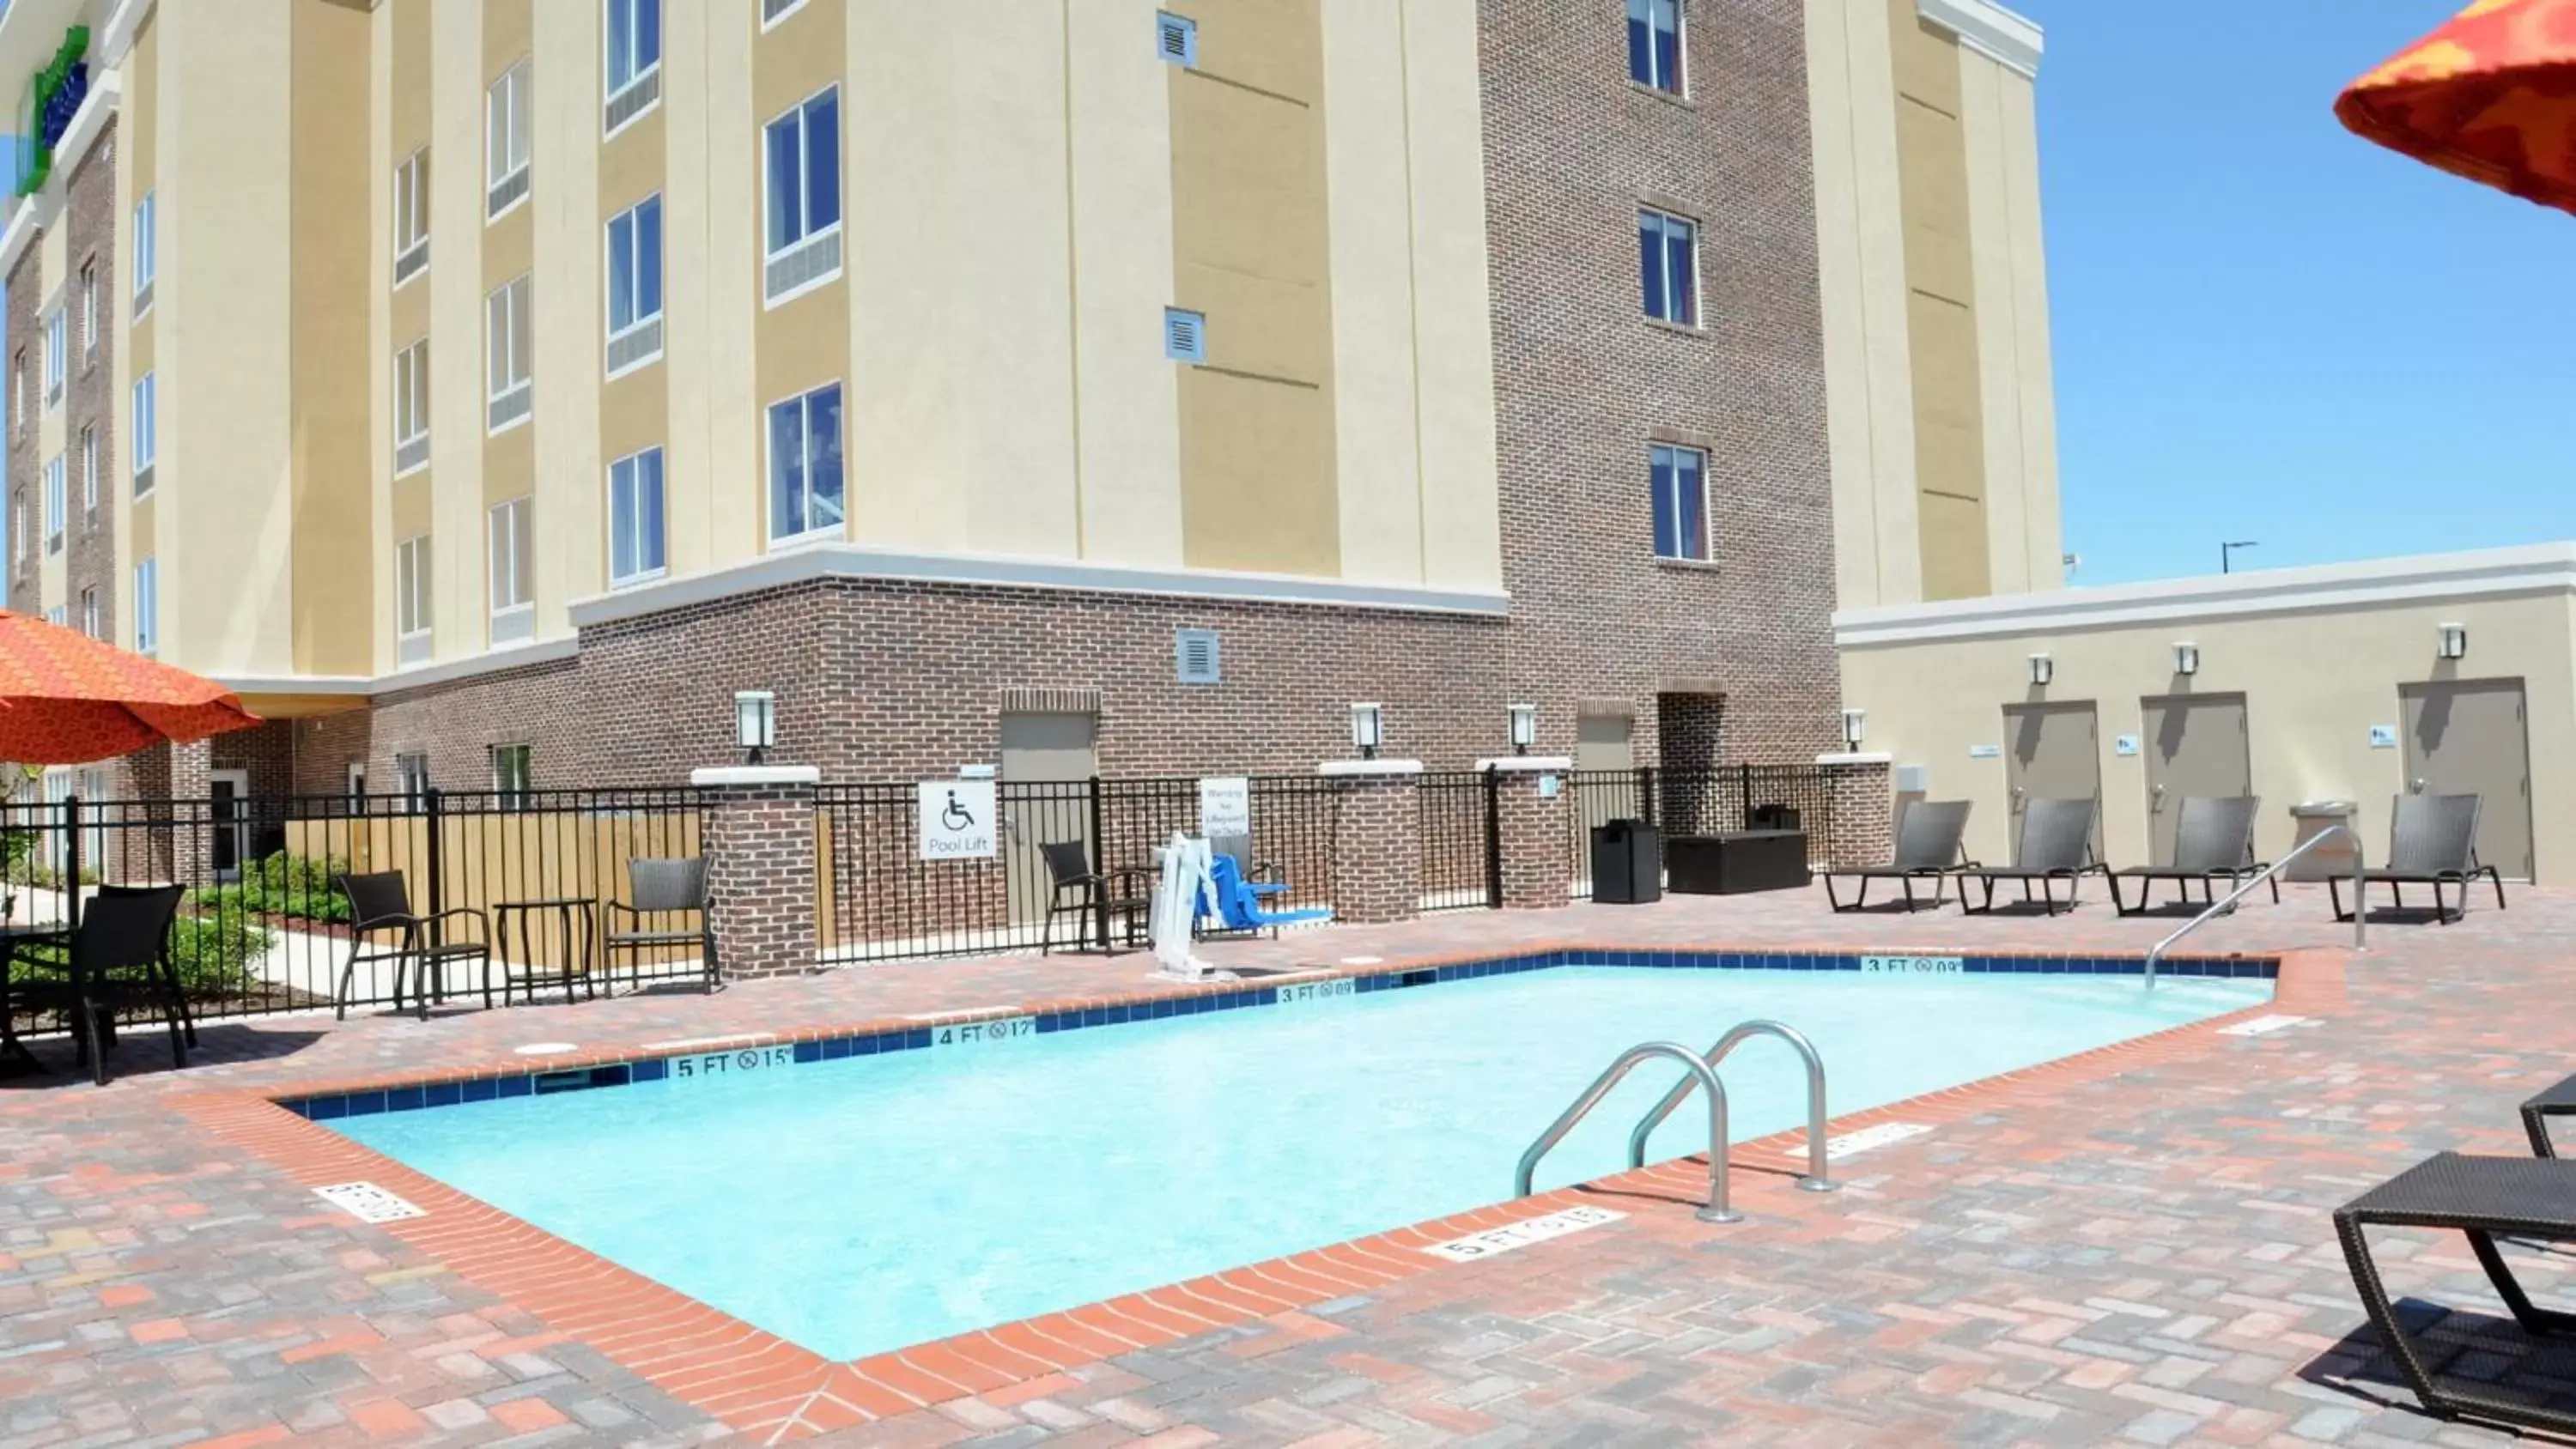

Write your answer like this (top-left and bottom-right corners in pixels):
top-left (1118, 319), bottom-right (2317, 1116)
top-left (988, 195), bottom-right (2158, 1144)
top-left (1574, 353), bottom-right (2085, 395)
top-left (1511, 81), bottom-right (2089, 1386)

top-left (2221, 540), bottom-right (2259, 574)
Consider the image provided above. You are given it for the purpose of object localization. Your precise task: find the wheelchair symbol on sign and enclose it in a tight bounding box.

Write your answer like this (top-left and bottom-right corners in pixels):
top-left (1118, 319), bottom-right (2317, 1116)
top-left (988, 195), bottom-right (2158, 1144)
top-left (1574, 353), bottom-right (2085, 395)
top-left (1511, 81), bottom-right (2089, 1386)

top-left (941, 791), bottom-right (976, 831)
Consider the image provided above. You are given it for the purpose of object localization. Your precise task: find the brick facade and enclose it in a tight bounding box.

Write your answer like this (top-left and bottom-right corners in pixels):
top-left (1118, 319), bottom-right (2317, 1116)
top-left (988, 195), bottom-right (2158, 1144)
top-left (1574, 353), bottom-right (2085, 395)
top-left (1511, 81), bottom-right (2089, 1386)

top-left (63, 120), bottom-right (119, 650)
top-left (1492, 766), bottom-right (1573, 909)
top-left (702, 776), bottom-right (818, 979)
top-left (1329, 774), bottom-right (1422, 925)
top-left (1815, 757), bottom-right (1896, 872)
top-left (6, 232), bottom-right (37, 617)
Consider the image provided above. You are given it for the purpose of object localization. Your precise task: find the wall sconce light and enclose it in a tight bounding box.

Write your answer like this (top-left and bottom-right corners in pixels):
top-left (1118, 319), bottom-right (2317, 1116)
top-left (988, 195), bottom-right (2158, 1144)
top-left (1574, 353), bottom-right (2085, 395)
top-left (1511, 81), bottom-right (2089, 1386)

top-left (2027, 653), bottom-right (2054, 687)
top-left (2172, 642), bottom-right (2200, 676)
top-left (1350, 702), bottom-right (1383, 760)
top-left (734, 690), bottom-right (777, 765)
top-left (1507, 703), bottom-right (1538, 755)
top-left (2437, 623), bottom-right (2468, 661)
top-left (1841, 707), bottom-right (1867, 749)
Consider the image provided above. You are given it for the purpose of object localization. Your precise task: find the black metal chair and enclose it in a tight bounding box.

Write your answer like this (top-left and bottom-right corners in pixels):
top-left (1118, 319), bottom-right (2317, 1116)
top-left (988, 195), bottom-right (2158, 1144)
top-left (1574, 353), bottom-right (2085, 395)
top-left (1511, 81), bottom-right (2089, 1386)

top-left (331, 871), bottom-right (492, 1022)
top-left (1960, 797), bottom-right (2104, 916)
top-left (2109, 796), bottom-right (2274, 915)
top-left (1038, 840), bottom-right (1150, 955)
top-left (1821, 800), bottom-right (1975, 912)
top-left (602, 857), bottom-right (720, 994)
top-left (2331, 793), bottom-right (2506, 925)
top-left (8, 884), bottom-right (192, 1087)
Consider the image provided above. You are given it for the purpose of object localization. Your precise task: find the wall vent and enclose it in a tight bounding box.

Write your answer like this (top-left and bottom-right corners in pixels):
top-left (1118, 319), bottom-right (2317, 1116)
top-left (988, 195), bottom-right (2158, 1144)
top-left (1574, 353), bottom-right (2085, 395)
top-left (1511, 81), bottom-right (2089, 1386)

top-left (1157, 12), bottom-right (1198, 67)
top-left (1175, 627), bottom-right (1220, 685)
top-left (1163, 307), bottom-right (1206, 364)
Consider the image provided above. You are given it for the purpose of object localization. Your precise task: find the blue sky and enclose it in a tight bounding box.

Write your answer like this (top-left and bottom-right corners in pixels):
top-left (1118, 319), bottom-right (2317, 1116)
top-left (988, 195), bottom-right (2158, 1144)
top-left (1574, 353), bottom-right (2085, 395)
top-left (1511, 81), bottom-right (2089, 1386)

top-left (2013, 0), bottom-right (2576, 585)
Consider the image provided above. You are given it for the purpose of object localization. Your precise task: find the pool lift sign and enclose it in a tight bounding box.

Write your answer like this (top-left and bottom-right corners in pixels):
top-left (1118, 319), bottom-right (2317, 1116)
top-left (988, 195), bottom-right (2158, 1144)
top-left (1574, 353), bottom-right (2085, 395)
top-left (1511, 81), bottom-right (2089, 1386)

top-left (917, 779), bottom-right (997, 860)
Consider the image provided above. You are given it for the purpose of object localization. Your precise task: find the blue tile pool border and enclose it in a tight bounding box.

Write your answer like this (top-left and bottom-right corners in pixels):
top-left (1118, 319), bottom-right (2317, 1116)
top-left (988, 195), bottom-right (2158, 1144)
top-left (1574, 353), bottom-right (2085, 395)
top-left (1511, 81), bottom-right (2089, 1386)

top-left (274, 947), bottom-right (2277, 1123)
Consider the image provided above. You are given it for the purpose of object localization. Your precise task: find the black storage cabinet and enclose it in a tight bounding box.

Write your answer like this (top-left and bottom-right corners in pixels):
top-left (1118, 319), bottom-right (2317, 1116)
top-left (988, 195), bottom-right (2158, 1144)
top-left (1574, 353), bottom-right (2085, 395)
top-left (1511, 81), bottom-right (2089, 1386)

top-left (1666, 831), bottom-right (1811, 895)
top-left (1590, 820), bottom-right (1662, 905)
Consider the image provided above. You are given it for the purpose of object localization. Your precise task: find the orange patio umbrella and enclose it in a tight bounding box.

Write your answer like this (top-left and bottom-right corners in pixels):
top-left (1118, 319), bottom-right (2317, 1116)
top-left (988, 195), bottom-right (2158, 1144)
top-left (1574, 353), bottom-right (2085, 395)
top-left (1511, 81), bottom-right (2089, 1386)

top-left (2338, 0), bottom-right (2576, 215)
top-left (0, 611), bottom-right (260, 765)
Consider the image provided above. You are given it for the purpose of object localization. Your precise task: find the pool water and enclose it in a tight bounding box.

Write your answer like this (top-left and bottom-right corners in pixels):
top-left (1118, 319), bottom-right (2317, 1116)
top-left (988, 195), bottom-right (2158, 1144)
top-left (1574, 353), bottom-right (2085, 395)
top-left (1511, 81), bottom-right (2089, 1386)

top-left (332, 967), bottom-right (2264, 1362)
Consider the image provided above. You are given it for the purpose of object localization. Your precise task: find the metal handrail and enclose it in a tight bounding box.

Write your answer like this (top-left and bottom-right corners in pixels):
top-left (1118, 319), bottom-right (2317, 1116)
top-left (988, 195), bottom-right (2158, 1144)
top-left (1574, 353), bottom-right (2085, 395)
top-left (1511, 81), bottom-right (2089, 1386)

top-left (2144, 822), bottom-right (2366, 991)
top-left (1625, 1020), bottom-right (1837, 1193)
top-left (1516, 1042), bottom-right (1742, 1223)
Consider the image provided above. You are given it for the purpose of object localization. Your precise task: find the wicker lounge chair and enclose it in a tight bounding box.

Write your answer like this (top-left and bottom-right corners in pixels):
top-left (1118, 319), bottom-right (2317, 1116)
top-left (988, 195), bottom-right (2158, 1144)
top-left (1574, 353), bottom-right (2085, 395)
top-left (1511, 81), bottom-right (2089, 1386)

top-left (1820, 800), bottom-right (1973, 912)
top-left (1959, 797), bottom-right (2101, 916)
top-left (2108, 795), bottom-right (2273, 916)
top-left (2329, 793), bottom-right (2506, 925)
top-left (603, 857), bottom-right (720, 993)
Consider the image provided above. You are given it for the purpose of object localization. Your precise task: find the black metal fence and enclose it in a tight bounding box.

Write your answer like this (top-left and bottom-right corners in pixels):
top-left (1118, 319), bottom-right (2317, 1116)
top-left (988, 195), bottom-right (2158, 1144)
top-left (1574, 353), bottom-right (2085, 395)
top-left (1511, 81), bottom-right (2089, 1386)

top-left (2, 787), bottom-right (708, 1034)
top-left (1566, 765), bottom-right (1840, 900)
top-left (1419, 771), bottom-right (1499, 912)
top-left (815, 775), bottom-right (1344, 964)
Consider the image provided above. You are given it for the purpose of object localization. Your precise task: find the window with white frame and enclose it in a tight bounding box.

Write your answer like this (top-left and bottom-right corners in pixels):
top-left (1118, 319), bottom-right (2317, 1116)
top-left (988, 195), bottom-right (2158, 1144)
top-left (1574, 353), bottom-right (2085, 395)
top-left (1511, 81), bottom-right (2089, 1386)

top-left (44, 307), bottom-right (64, 407)
top-left (605, 194), bottom-right (665, 375)
top-left (1649, 443), bottom-right (1710, 561)
top-left (395, 752), bottom-right (430, 803)
top-left (490, 743), bottom-right (533, 809)
top-left (131, 372), bottom-right (156, 494)
top-left (11, 349), bottom-right (23, 434)
top-left (132, 191), bottom-right (155, 315)
top-left (486, 275), bottom-right (532, 431)
top-left (43, 605), bottom-right (64, 627)
top-left (762, 85), bottom-right (842, 302)
top-left (488, 496), bottom-right (534, 643)
top-left (43, 454), bottom-right (64, 552)
top-left (79, 425), bottom-right (95, 518)
top-left (766, 382), bottom-right (844, 542)
top-left (79, 260), bottom-right (96, 363)
top-left (394, 339), bottom-right (430, 473)
top-left (80, 586), bottom-right (99, 639)
top-left (608, 446), bottom-right (666, 585)
top-left (1638, 207), bottom-right (1698, 325)
top-left (605, 0), bottom-right (662, 133)
top-left (134, 556), bottom-right (158, 655)
top-left (393, 147), bottom-right (430, 284)
top-left (486, 59), bottom-right (533, 218)
top-left (1627, 0), bottom-right (1683, 94)
top-left (395, 534), bottom-right (433, 664)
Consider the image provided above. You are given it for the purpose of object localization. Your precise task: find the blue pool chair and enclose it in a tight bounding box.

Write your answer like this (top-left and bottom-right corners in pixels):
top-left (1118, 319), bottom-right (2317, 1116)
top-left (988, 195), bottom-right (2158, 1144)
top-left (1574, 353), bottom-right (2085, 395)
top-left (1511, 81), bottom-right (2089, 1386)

top-left (1205, 853), bottom-right (1332, 937)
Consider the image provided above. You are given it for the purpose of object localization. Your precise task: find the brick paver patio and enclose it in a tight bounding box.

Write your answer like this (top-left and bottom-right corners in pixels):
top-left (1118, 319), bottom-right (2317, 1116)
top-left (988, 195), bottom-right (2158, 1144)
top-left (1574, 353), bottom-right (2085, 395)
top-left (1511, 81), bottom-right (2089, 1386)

top-left (3, 882), bottom-right (2570, 1447)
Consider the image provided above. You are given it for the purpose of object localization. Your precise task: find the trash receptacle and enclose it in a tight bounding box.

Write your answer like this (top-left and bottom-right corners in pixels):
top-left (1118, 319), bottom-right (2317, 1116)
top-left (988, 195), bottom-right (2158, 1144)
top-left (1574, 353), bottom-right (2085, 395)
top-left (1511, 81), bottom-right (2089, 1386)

top-left (1590, 820), bottom-right (1662, 905)
top-left (2286, 801), bottom-right (2361, 882)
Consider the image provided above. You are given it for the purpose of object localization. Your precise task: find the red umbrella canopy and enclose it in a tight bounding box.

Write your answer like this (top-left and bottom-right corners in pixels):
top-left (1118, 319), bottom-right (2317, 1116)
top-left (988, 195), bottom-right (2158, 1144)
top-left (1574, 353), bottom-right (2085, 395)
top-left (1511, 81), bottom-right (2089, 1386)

top-left (2338, 0), bottom-right (2576, 215)
top-left (0, 611), bottom-right (261, 765)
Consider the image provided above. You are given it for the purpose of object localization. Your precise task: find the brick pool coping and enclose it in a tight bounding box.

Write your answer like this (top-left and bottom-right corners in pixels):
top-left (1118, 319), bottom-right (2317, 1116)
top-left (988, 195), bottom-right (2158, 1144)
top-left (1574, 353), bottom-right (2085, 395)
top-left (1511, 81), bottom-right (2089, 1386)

top-left (172, 941), bottom-right (2348, 1444)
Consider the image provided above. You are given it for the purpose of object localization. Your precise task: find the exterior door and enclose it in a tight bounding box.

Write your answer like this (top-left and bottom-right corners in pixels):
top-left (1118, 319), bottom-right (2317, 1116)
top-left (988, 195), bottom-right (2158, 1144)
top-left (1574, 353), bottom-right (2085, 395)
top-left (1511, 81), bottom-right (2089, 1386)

top-left (208, 769), bottom-right (252, 881)
top-left (999, 712), bottom-right (1099, 926)
top-left (2400, 678), bottom-right (2534, 881)
top-left (2002, 702), bottom-right (2103, 866)
top-left (2140, 694), bottom-right (2251, 866)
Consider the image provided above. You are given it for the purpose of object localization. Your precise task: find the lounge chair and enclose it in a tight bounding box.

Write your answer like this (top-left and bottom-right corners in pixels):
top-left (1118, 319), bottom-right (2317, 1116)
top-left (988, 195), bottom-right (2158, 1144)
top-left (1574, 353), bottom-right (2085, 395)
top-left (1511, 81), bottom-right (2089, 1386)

top-left (2330, 792), bottom-right (2506, 926)
top-left (2108, 795), bottom-right (2274, 916)
top-left (1959, 797), bottom-right (2102, 916)
top-left (1821, 800), bottom-right (1973, 912)
top-left (332, 871), bottom-right (493, 1021)
top-left (2336, 1153), bottom-right (2576, 1434)
top-left (1205, 853), bottom-right (1330, 937)
top-left (602, 857), bottom-right (720, 994)
top-left (1038, 840), bottom-right (1151, 955)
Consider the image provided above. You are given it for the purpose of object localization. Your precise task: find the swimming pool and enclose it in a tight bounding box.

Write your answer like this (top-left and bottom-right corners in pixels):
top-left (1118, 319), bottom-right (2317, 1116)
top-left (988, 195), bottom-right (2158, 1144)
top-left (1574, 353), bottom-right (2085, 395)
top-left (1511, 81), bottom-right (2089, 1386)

top-left (320, 954), bottom-right (2268, 1364)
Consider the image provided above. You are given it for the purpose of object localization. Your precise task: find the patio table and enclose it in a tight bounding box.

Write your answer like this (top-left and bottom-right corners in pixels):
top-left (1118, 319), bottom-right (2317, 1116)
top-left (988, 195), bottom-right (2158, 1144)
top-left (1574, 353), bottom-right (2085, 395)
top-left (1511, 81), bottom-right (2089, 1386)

top-left (492, 896), bottom-right (598, 1006)
top-left (0, 921), bottom-right (73, 1076)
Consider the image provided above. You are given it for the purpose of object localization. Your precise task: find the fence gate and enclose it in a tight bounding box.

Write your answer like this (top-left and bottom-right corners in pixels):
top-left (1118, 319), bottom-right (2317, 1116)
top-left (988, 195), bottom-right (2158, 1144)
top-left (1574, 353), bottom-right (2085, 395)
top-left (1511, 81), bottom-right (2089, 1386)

top-left (1419, 770), bottom-right (1500, 912)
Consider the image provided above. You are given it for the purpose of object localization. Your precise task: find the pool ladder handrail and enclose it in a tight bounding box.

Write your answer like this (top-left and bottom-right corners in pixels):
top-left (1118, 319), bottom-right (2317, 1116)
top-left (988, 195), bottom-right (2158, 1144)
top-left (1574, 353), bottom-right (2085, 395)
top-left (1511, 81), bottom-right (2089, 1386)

top-left (1516, 1042), bottom-right (1741, 1223)
top-left (1625, 1020), bottom-right (1838, 1196)
top-left (2143, 823), bottom-right (2366, 991)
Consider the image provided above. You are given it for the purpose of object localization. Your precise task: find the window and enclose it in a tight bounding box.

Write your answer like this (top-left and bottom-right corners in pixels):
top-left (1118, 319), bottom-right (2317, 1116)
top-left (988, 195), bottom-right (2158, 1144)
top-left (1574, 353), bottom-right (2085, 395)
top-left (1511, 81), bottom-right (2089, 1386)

top-left (1639, 208), bottom-right (1698, 325)
top-left (79, 261), bottom-right (96, 362)
top-left (347, 762), bottom-right (368, 802)
top-left (44, 308), bottom-right (64, 407)
top-left (1628, 0), bottom-right (1683, 94)
top-left (80, 586), bottom-right (99, 639)
top-left (605, 195), bottom-right (665, 374)
top-left (79, 425), bottom-right (95, 518)
top-left (490, 744), bottom-right (533, 809)
top-left (486, 59), bottom-right (533, 218)
top-left (133, 557), bottom-right (158, 655)
top-left (393, 147), bottom-right (430, 284)
top-left (132, 191), bottom-right (155, 315)
top-left (608, 446), bottom-right (666, 585)
top-left (395, 534), bottom-right (433, 664)
top-left (488, 495), bottom-right (534, 644)
top-left (762, 86), bottom-right (842, 302)
top-left (1649, 443), bottom-right (1710, 561)
top-left (486, 275), bottom-right (532, 431)
top-left (767, 382), bottom-right (844, 542)
top-left (394, 340), bottom-right (430, 473)
top-left (11, 349), bottom-right (22, 434)
top-left (44, 454), bottom-right (64, 552)
top-left (760, 0), bottom-right (805, 27)
top-left (605, 0), bottom-right (662, 133)
top-left (395, 752), bottom-right (431, 803)
top-left (131, 373), bottom-right (156, 493)
top-left (10, 489), bottom-right (22, 567)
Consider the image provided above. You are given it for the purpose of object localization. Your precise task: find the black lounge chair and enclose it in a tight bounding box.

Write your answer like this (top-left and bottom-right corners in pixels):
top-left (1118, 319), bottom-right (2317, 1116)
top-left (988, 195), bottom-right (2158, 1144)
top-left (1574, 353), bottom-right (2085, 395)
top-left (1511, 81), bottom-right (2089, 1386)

top-left (2109, 795), bottom-right (2275, 916)
top-left (1037, 840), bottom-right (1151, 955)
top-left (9, 884), bottom-right (192, 1087)
top-left (2330, 793), bottom-right (2506, 926)
top-left (332, 871), bottom-right (493, 1021)
top-left (603, 857), bottom-right (720, 994)
top-left (1821, 800), bottom-right (1973, 912)
top-left (1960, 797), bottom-right (2101, 916)
top-left (2336, 1152), bottom-right (2576, 1435)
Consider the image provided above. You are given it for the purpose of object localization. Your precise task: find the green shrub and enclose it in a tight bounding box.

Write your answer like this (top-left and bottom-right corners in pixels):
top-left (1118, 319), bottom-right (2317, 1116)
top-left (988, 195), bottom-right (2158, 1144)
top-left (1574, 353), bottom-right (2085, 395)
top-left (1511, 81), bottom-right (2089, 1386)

top-left (7, 912), bottom-right (272, 1000)
top-left (195, 852), bottom-right (350, 925)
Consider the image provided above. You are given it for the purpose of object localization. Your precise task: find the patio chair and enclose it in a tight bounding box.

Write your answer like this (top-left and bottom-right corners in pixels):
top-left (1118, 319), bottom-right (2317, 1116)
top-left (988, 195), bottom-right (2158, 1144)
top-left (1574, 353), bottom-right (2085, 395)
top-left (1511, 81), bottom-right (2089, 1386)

top-left (602, 857), bottom-right (720, 995)
top-left (1960, 797), bottom-right (2103, 916)
top-left (2108, 796), bottom-right (2274, 916)
top-left (2330, 793), bottom-right (2506, 926)
top-left (331, 871), bottom-right (493, 1022)
top-left (9, 884), bottom-right (190, 1087)
top-left (1038, 840), bottom-right (1151, 955)
top-left (1205, 853), bottom-right (1331, 937)
top-left (1820, 800), bottom-right (1974, 912)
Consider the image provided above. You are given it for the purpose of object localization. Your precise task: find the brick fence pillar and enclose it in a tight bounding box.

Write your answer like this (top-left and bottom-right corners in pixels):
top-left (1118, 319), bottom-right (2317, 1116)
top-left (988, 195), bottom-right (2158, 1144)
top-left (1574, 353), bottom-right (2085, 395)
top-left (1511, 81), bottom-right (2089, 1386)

top-left (162, 738), bottom-right (214, 886)
top-left (691, 765), bottom-right (821, 979)
top-left (1323, 761), bottom-right (1421, 925)
top-left (1484, 756), bottom-right (1573, 910)
top-left (1814, 752), bottom-right (1893, 872)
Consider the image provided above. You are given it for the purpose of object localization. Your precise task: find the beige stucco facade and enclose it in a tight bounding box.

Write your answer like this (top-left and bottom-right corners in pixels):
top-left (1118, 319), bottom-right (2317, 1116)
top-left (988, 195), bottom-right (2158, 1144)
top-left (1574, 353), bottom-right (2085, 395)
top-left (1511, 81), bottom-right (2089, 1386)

top-left (1837, 545), bottom-right (2576, 884)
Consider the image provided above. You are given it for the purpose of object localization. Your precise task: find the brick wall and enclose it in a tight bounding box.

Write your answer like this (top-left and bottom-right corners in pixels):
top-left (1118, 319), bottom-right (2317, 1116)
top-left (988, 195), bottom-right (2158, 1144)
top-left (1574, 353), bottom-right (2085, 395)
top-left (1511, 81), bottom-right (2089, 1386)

top-left (63, 120), bottom-right (118, 647)
top-left (1330, 775), bottom-right (1421, 925)
top-left (5, 233), bottom-right (37, 616)
top-left (1492, 768), bottom-right (1572, 909)
top-left (702, 779), bottom-right (818, 979)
